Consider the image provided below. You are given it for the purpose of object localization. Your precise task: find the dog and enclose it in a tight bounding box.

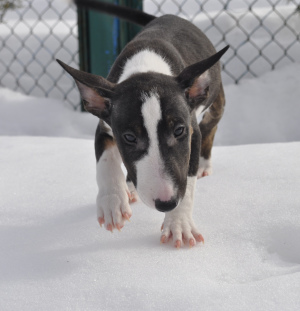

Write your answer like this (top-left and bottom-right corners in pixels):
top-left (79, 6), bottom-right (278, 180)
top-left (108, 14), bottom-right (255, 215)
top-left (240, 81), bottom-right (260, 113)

top-left (57, 0), bottom-right (229, 248)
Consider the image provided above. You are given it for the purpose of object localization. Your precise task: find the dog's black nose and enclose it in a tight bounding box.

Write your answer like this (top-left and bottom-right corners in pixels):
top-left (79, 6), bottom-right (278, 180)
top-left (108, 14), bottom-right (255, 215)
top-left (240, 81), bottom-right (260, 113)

top-left (155, 199), bottom-right (178, 212)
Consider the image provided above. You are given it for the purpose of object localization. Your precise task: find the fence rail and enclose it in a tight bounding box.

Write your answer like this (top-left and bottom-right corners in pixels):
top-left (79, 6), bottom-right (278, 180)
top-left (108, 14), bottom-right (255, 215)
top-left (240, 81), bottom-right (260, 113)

top-left (0, 0), bottom-right (299, 110)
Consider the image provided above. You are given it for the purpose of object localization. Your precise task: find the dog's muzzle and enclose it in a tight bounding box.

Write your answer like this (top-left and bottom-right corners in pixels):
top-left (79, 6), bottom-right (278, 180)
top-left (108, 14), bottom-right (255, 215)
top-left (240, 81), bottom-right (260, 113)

top-left (154, 198), bottom-right (178, 212)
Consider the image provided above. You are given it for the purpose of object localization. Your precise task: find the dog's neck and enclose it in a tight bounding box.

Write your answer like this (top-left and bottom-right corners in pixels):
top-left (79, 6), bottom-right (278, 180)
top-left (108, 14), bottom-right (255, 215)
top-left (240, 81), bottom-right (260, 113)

top-left (117, 49), bottom-right (173, 83)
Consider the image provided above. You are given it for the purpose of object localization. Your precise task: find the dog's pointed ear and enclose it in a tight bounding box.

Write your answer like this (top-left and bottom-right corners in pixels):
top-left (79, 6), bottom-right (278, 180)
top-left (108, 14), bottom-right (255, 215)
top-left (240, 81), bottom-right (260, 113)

top-left (56, 59), bottom-right (115, 121)
top-left (176, 45), bottom-right (229, 110)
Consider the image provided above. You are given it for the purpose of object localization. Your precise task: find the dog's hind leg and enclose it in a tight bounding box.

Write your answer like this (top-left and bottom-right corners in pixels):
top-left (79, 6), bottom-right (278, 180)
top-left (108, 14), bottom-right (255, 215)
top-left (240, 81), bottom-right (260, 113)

top-left (198, 86), bottom-right (225, 178)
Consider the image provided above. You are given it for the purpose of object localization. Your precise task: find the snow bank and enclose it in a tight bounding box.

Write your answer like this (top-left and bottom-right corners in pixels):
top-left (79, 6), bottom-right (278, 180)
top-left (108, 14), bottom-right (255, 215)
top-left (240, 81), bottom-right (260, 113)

top-left (0, 87), bottom-right (97, 138)
top-left (1, 136), bottom-right (299, 310)
top-left (214, 63), bottom-right (300, 145)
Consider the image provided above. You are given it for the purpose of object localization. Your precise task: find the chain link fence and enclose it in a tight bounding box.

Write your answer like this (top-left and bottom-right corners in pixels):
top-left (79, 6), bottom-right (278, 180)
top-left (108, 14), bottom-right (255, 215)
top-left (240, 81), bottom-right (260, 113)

top-left (144, 0), bottom-right (300, 84)
top-left (0, 0), bottom-right (80, 109)
top-left (0, 0), bottom-right (300, 110)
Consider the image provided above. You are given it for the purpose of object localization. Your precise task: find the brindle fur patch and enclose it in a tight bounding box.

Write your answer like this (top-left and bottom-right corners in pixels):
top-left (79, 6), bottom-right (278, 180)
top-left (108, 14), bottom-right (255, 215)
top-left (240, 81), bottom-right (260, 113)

top-left (199, 86), bottom-right (225, 160)
top-left (95, 121), bottom-right (115, 161)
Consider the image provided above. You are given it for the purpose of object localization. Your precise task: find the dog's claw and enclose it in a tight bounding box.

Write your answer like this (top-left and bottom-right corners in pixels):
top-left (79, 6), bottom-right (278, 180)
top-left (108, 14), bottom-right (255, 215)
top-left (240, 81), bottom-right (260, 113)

top-left (175, 240), bottom-right (181, 249)
top-left (126, 182), bottom-right (139, 204)
top-left (129, 196), bottom-right (137, 203)
top-left (195, 234), bottom-right (205, 244)
top-left (98, 217), bottom-right (105, 227)
top-left (160, 235), bottom-right (167, 244)
top-left (116, 223), bottom-right (122, 232)
top-left (123, 212), bottom-right (131, 222)
top-left (106, 224), bottom-right (113, 232)
top-left (189, 238), bottom-right (195, 248)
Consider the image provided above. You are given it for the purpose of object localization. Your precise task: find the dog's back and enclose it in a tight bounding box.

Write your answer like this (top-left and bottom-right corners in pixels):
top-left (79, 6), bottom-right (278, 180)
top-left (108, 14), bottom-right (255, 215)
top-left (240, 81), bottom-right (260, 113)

top-left (108, 15), bottom-right (222, 108)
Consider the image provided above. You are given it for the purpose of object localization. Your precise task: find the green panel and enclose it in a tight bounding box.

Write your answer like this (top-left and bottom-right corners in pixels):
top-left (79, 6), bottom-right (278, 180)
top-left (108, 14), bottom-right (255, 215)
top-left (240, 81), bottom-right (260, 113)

top-left (77, 0), bottom-right (143, 110)
top-left (78, 0), bottom-right (143, 77)
top-left (89, 1), bottom-right (116, 77)
top-left (118, 0), bottom-right (143, 50)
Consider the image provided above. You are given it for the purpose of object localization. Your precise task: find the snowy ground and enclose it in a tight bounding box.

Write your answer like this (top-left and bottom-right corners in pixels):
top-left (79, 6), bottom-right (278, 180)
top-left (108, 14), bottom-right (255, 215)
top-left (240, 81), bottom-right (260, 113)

top-left (1, 138), bottom-right (299, 310)
top-left (1, 62), bottom-right (300, 310)
top-left (1, 1), bottom-right (300, 309)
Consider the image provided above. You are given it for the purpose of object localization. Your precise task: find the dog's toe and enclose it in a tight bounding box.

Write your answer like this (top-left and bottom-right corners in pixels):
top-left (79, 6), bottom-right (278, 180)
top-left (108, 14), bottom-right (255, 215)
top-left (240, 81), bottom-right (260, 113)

top-left (175, 240), bottom-right (181, 249)
top-left (98, 217), bottom-right (105, 227)
top-left (127, 181), bottom-right (139, 204)
top-left (161, 216), bottom-right (204, 249)
top-left (97, 191), bottom-right (132, 232)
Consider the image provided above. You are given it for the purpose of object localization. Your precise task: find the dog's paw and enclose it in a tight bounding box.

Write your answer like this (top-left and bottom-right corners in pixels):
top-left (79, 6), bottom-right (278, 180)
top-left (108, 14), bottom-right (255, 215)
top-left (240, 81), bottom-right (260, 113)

top-left (197, 157), bottom-right (212, 179)
top-left (127, 181), bottom-right (139, 204)
top-left (160, 214), bottom-right (204, 248)
top-left (97, 188), bottom-right (132, 232)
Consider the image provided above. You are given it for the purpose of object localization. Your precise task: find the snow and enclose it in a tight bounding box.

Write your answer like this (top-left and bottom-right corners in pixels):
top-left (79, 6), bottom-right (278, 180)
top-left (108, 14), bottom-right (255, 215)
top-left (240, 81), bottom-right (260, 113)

top-left (214, 63), bottom-right (300, 145)
top-left (1, 137), bottom-right (300, 310)
top-left (0, 87), bottom-right (97, 138)
top-left (1, 67), bottom-right (300, 310)
top-left (1, 1), bottom-right (300, 309)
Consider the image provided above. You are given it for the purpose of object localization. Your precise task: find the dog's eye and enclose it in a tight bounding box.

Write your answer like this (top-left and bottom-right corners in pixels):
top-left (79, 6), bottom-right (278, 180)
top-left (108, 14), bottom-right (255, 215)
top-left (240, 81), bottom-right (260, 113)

top-left (123, 133), bottom-right (137, 144)
top-left (174, 126), bottom-right (185, 138)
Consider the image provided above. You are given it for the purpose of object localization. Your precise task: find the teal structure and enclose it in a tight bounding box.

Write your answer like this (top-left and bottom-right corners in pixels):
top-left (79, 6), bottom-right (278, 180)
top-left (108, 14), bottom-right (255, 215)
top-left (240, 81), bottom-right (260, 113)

top-left (78, 0), bottom-right (143, 78)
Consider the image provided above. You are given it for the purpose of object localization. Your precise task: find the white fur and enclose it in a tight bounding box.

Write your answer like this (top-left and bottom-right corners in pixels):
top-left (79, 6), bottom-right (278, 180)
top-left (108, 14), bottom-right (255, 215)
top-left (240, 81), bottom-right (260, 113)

top-left (197, 70), bottom-right (210, 91)
top-left (197, 156), bottom-right (212, 178)
top-left (118, 49), bottom-right (173, 83)
top-left (136, 93), bottom-right (176, 208)
top-left (161, 176), bottom-right (201, 244)
top-left (96, 145), bottom-right (132, 227)
top-left (103, 121), bottom-right (113, 137)
top-left (196, 105), bottom-right (206, 118)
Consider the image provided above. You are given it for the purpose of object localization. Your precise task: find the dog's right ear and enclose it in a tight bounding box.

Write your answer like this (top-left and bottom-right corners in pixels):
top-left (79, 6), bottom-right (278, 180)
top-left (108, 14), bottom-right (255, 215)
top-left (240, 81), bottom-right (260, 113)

top-left (176, 45), bottom-right (229, 111)
top-left (56, 60), bottom-right (115, 121)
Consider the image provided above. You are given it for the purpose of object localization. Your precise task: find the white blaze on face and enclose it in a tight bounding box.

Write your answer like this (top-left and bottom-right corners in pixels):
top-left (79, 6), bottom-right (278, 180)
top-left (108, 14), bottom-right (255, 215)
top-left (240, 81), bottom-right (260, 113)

top-left (136, 93), bottom-right (176, 208)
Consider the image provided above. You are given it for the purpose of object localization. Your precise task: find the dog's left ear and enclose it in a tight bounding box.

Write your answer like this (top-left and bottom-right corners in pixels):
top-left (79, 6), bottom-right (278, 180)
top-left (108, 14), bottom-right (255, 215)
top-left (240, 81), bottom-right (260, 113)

top-left (176, 45), bottom-right (229, 110)
top-left (56, 59), bottom-right (115, 123)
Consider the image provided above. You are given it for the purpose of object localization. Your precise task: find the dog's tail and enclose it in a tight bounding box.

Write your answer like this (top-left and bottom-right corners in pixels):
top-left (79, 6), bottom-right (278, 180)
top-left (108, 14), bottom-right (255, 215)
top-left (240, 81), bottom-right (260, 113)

top-left (74, 0), bottom-right (156, 26)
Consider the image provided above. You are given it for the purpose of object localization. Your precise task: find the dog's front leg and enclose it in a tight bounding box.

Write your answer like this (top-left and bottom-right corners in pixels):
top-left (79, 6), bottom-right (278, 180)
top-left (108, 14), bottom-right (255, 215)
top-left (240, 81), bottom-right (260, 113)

top-left (161, 176), bottom-right (204, 248)
top-left (96, 143), bottom-right (133, 232)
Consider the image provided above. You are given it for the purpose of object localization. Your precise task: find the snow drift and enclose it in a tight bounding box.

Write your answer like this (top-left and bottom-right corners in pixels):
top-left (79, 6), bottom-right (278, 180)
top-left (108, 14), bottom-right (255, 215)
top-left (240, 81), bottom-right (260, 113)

top-left (0, 137), bottom-right (299, 310)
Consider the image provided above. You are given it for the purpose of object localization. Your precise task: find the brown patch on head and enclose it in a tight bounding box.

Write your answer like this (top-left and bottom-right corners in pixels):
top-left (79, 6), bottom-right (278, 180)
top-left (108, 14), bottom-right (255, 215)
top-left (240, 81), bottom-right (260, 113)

top-left (189, 125), bottom-right (194, 145)
top-left (165, 115), bottom-right (174, 128)
top-left (103, 136), bottom-right (116, 150)
top-left (190, 125), bottom-right (194, 136)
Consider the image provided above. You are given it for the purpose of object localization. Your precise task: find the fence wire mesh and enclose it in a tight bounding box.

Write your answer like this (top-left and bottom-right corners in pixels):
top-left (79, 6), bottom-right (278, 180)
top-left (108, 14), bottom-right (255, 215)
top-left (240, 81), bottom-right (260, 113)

top-left (0, 0), bottom-right (80, 109)
top-left (144, 0), bottom-right (300, 84)
top-left (0, 0), bottom-right (299, 110)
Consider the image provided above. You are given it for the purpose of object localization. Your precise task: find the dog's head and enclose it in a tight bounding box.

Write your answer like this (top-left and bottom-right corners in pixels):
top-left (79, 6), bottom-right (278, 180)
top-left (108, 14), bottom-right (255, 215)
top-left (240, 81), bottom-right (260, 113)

top-left (57, 46), bottom-right (228, 212)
